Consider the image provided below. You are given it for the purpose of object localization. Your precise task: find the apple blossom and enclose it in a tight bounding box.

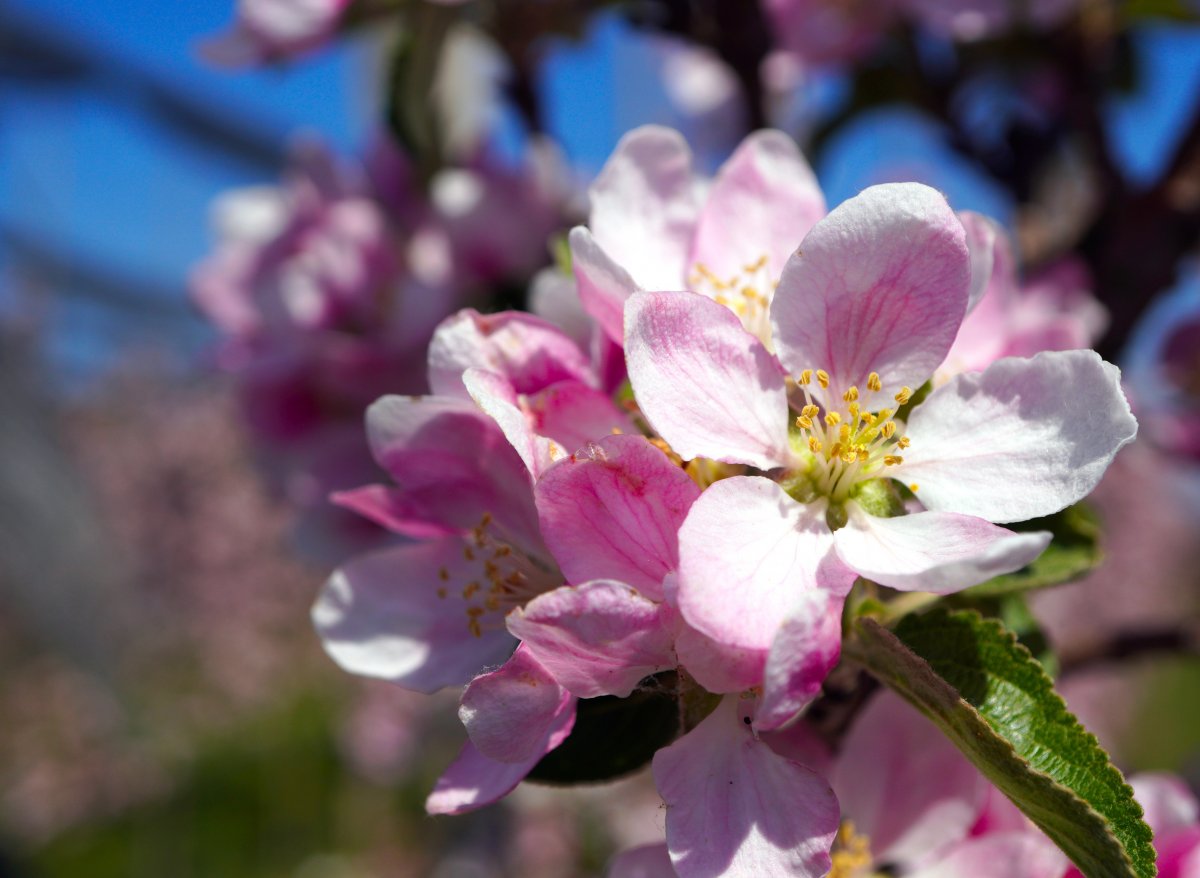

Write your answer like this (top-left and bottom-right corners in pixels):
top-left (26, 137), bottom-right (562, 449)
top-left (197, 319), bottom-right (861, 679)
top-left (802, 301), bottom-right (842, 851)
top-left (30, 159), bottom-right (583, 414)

top-left (626, 181), bottom-right (1136, 678)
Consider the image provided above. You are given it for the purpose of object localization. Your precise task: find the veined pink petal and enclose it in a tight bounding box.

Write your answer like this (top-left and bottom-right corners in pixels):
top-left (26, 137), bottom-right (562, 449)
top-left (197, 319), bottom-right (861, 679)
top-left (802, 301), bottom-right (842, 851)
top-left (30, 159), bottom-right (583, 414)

top-left (330, 484), bottom-right (458, 539)
top-left (756, 590), bottom-right (843, 731)
top-left (652, 696), bottom-right (839, 878)
top-left (312, 541), bottom-right (516, 693)
top-left (365, 395), bottom-right (539, 545)
top-left (690, 130), bottom-right (826, 284)
top-left (507, 580), bottom-right (677, 698)
top-left (895, 350), bottom-right (1138, 523)
top-left (465, 369), bottom-right (633, 480)
top-left (458, 645), bottom-right (575, 763)
top-left (535, 433), bottom-right (700, 598)
top-left (425, 700), bottom-right (575, 817)
top-left (905, 832), bottom-right (1069, 878)
top-left (588, 126), bottom-right (699, 292)
top-left (570, 226), bottom-right (641, 346)
top-left (834, 505), bottom-right (1051, 594)
top-left (677, 477), bottom-right (855, 654)
top-left (771, 182), bottom-right (970, 406)
top-left (427, 309), bottom-right (596, 399)
top-left (833, 690), bottom-right (987, 867)
top-left (608, 843), bottom-right (676, 878)
top-left (626, 291), bottom-right (793, 469)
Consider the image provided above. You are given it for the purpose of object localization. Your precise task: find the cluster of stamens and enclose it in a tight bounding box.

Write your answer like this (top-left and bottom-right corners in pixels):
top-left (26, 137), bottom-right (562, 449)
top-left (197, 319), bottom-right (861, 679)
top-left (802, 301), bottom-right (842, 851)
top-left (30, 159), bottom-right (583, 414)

top-left (828, 821), bottom-right (873, 878)
top-left (688, 254), bottom-right (776, 348)
top-left (794, 369), bottom-right (917, 502)
top-left (436, 513), bottom-right (549, 637)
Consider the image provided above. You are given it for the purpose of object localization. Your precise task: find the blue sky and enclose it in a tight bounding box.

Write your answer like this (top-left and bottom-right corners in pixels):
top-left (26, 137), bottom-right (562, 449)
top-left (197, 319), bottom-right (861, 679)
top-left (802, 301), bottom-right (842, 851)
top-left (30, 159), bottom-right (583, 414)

top-left (1, 2), bottom-right (1198, 383)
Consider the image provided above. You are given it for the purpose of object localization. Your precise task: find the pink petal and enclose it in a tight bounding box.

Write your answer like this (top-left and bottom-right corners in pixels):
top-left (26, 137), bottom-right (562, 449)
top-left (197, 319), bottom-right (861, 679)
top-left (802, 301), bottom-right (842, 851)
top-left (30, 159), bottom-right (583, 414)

top-left (608, 843), bottom-right (676, 878)
top-left (588, 125), bottom-right (699, 292)
top-left (677, 477), bottom-right (855, 656)
top-left (756, 590), bottom-right (844, 731)
top-left (761, 720), bottom-right (833, 776)
top-left (771, 182), bottom-right (970, 406)
top-left (895, 350), bottom-right (1138, 523)
top-left (1131, 773), bottom-right (1200, 838)
top-left (528, 266), bottom-right (594, 352)
top-left (834, 505), bottom-right (1051, 594)
top-left (652, 696), bottom-right (840, 878)
top-left (690, 130), bottom-right (826, 284)
top-left (626, 291), bottom-right (793, 470)
top-left (570, 226), bottom-right (641, 346)
top-left (427, 308), bottom-right (596, 399)
top-left (674, 615), bottom-right (771, 693)
top-left (458, 645), bottom-right (576, 763)
top-left (906, 832), bottom-right (1070, 878)
top-left (312, 541), bottom-right (516, 693)
top-left (943, 212), bottom-right (1017, 375)
top-left (365, 395), bottom-right (539, 545)
top-left (959, 210), bottom-right (1008, 316)
top-left (330, 484), bottom-right (460, 539)
top-left (426, 729), bottom-right (570, 817)
top-left (833, 690), bottom-right (987, 867)
top-left (465, 369), bottom-right (633, 479)
top-left (535, 433), bottom-right (700, 598)
top-left (507, 580), bottom-right (677, 698)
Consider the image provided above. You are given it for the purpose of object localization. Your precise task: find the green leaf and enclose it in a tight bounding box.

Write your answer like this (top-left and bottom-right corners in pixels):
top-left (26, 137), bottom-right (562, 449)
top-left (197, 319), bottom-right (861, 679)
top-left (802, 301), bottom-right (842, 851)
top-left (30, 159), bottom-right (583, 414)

top-left (955, 502), bottom-right (1102, 599)
top-left (848, 610), bottom-right (1155, 878)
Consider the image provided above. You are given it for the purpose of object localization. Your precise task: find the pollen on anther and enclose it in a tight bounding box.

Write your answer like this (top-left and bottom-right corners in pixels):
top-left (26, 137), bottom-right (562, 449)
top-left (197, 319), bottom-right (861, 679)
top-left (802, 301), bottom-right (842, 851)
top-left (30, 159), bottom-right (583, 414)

top-left (799, 369), bottom-right (813, 385)
top-left (843, 386), bottom-right (859, 403)
top-left (884, 455), bottom-right (904, 466)
top-left (910, 483), bottom-right (919, 492)
top-left (809, 436), bottom-right (822, 453)
top-left (867, 372), bottom-right (882, 392)
top-left (881, 422), bottom-right (897, 439)
top-left (825, 411), bottom-right (841, 426)
top-left (816, 369), bottom-right (830, 388)
top-left (801, 404), bottom-right (819, 418)
top-left (897, 436), bottom-right (911, 449)
top-left (797, 415), bottom-right (813, 430)
top-left (894, 386), bottom-right (913, 405)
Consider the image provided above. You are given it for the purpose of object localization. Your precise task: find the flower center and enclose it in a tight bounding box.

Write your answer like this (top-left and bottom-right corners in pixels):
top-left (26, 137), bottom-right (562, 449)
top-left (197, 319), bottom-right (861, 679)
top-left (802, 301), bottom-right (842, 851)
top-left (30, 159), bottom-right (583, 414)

top-left (792, 369), bottom-right (917, 503)
top-left (436, 513), bottom-right (556, 637)
top-left (829, 820), bottom-right (874, 878)
top-left (688, 254), bottom-right (776, 349)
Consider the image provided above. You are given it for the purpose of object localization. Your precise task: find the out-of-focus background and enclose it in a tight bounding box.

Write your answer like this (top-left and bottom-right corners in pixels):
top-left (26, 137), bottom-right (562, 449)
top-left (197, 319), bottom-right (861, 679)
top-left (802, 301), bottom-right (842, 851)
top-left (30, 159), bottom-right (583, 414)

top-left (3, 1), bottom-right (1200, 875)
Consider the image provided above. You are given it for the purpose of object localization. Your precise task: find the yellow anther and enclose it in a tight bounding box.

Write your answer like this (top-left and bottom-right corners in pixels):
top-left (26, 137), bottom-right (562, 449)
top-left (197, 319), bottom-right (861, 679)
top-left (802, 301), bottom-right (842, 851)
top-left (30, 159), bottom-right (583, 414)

top-left (825, 411), bottom-right (842, 426)
top-left (895, 386), bottom-right (913, 405)
top-left (897, 436), bottom-right (911, 449)
top-left (838, 424), bottom-right (851, 442)
top-left (796, 415), bottom-right (814, 430)
top-left (841, 449), bottom-right (857, 464)
top-left (884, 455), bottom-right (904, 466)
top-left (843, 386), bottom-right (859, 403)
top-left (910, 483), bottom-right (919, 492)
top-left (848, 403), bottom-right (860, 421)
top-left (799, 369), bottom-right (813, 385)
top-left (857, 448), bottom-right (869, 462)
top-left (745, 254), bottom-right (768, 272)
top-left (801, 404), bottom-right (819, 418)
top-left (867, 372), bottom-right (882, 392)
top-left (816, 370), bottom-right (830, 388)
top-left (881, 421), bottom-right (897, 439)
top-left (876, 408), bottom-right (892, 421)
top-left (829, 442), bottom-right (843, 459)
top-left (808, 436), bottom-right (823, 454)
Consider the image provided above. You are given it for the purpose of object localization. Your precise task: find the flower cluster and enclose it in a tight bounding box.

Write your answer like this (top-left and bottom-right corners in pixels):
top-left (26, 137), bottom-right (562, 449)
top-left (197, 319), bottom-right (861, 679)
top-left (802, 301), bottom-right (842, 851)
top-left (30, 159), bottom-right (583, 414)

top-left (310, 125), bottom-right (1137, 876)
top-left (192, 138), bottom-right (574, 557)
